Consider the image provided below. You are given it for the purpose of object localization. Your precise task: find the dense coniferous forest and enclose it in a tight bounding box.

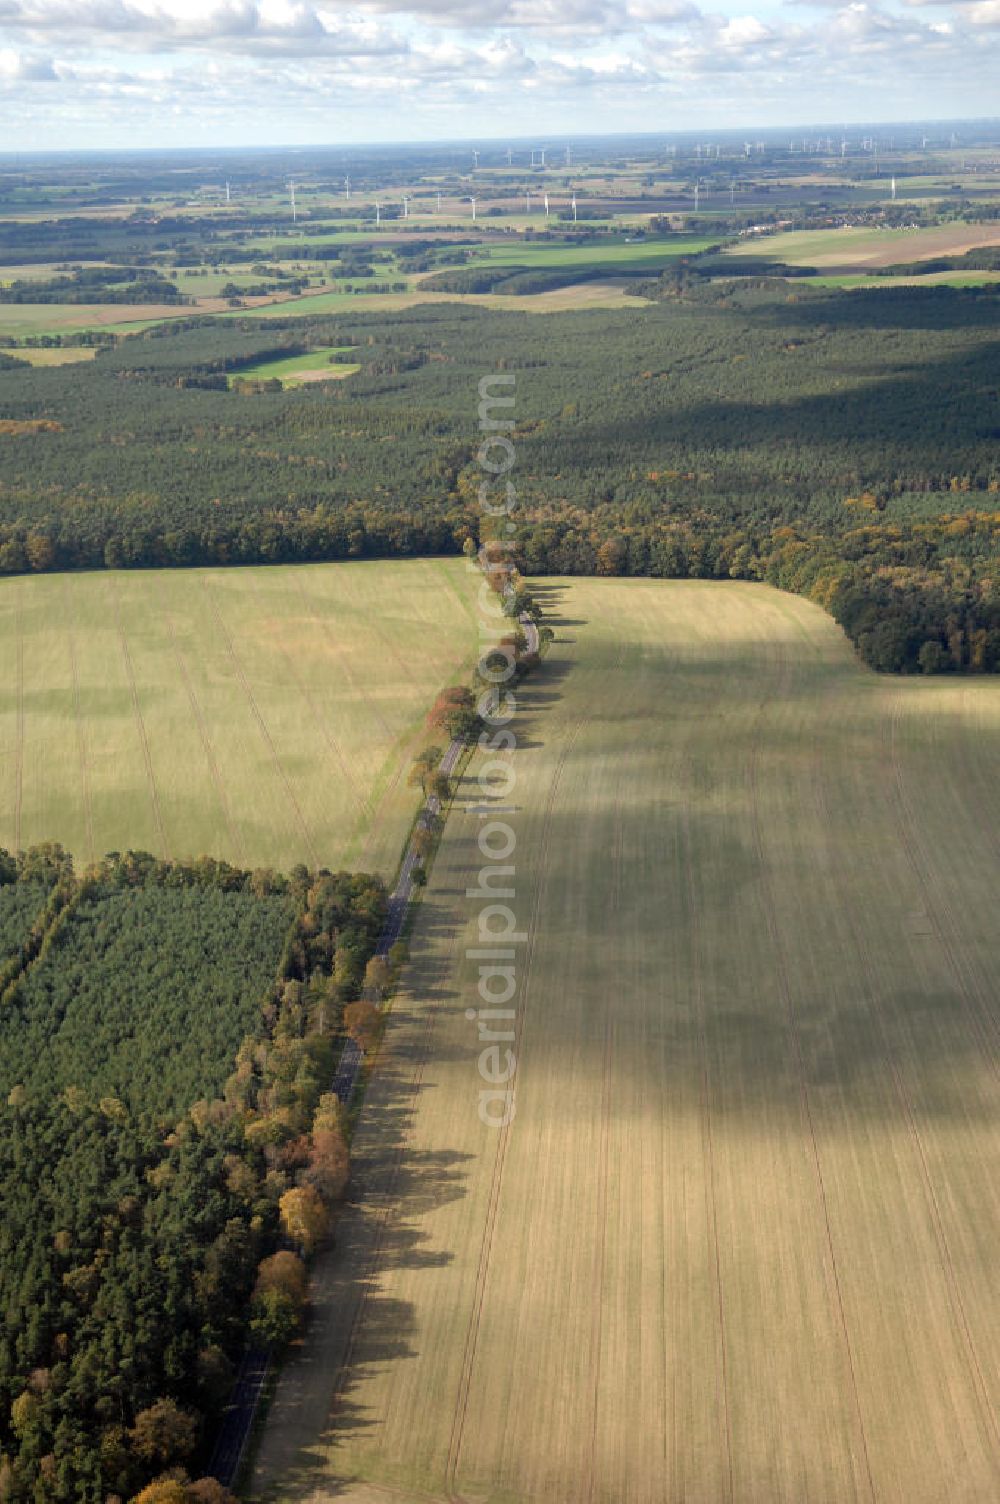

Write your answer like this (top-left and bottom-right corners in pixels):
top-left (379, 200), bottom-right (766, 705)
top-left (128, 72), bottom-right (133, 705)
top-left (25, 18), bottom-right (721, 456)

top-left (0, 849), bottom-right (387, 1503)
top-left (0, 283), bottom-right (999, 670)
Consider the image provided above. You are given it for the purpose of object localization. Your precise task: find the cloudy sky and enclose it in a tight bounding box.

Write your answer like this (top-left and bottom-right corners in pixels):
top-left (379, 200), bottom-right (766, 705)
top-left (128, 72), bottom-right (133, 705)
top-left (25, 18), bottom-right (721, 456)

top-left (0, 0), bottom-right (997, 151)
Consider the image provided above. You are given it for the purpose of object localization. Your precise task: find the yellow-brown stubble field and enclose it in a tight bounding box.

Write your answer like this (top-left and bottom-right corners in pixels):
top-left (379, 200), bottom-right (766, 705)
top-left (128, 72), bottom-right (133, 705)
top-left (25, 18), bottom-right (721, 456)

top-left (253, 578), bottom-right (1000, 1504)
top-left (0, 559), bottom-right (478, 876)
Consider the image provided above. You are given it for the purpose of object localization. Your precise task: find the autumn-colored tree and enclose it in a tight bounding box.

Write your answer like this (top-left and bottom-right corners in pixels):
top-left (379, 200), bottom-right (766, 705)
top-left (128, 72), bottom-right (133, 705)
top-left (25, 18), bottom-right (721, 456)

top-left (304, 1131), bottom-right (350, 1204)
top-left (24, 531), bottom-right (55, 572)
top-left (278, 1184), bottom-right (328, 1254)
top-left (433, 703), bottom-right (481, 741)
top-left (344, 1000), bottom-right (381, 1054)
top-left (253, 1251), bottom-right (308, 1307)
top-left (128, 1476), bottom-right (189, 1504)
top-left (410, 826), bottom-right (434, 861)
top-left (128, 1400), bottom-right (197, 1469)
top-left (364, 955), bottom-right (392, 996)
top-left (250, 1251), bottom-right (309, 1347)
top-left (596, 537), bottom-right (628, 576)
top-left (187, 1480), bottom-right (238, 1504)
top-left (408, 745), bottom-right (442, 793)
top-left (10, 1391), bottom-right (40, 1440)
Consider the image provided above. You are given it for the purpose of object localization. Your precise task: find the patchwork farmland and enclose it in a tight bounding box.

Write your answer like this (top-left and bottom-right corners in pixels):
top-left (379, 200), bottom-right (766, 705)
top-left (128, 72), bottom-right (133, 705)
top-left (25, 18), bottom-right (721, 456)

top-left (253, 579), bottom-right (1000, 1504)
top-left (0, 558), bottom-right (478, 875)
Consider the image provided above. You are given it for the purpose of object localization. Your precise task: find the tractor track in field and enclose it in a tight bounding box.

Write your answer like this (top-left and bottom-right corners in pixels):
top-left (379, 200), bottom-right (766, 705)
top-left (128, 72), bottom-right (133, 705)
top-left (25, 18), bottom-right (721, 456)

top-left (746, 643), bottom-right (877, 1504)
top-left (790, 620), bottom-right (1000, 1457)
top-left (293, 582), bottom-right (406, 869)
top-left (162, 604), bottom-right (246, 866)
top-left (201, 577), bottom-right (320, 868)
top-left (244, 573), bottom-right (367, 810)
top-left (110, 578), bottom-right (171, 860)
top-left (584, 795), bottom-right (620, 1504)
top-left (444, 711), bottom-right (587, 1504)
top-left (12, 590), bottom-right (23, 852)
top-left (298, 583), bottom-right (394, 741)
top-left (63, 583), bottom-right (95, 865)
top-left (885, 698), bottom-right (1000, 1083)
top-left (680, 797), bottom-right (735, 1504)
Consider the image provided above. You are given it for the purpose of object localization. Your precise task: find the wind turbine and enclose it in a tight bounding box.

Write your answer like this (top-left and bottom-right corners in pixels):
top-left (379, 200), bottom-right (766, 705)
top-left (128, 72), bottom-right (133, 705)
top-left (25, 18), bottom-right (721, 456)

top-left (469, 195), bottom-right (477, 223)
top-left (539, 147), bottom-right (547, 168)
top-left (225, 180), bottom-right (231, 203)
top-left (564, 145), bottom-right (572, 167)
top-left (890, 176), bottom-right (896, 202)
top-left (571, 192), bottom-right (578, 223)
top-left (544, 193), bottom-right (550, 218)
top-left (693, 180), bottom-right (700, 213)
top-left (472, 149), bottom-right (480, 169)
top-left (374, 199), bottom-right (382, 228)
top-left (289, 180), bottom-right (297, 222)
top-left (401, 193), bottom-right (410, 220)
top-left (506, 146), bottom-right (513, 167)
top-left (436, 191), bottom-right (442, 212)
top-left (525, 190), bottom-right (531, 214)
top-left (730, 180), bottom-right (735, 207)
top-left (344, 175), bottom-right (351, 200)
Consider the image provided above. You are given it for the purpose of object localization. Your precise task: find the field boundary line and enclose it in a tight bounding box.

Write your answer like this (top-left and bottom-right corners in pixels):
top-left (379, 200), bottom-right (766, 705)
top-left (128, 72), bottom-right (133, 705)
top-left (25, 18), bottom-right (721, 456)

top-left (109, 576), bottom-right (171, 860)
top-left (886, 698), bottom-right (1000, 1081)
top-left (200, 576), bottom-right (320, 868)
top-left (444, 713), bottom-right (587, 1503)
top-left (13, 587), bottom-right (23, 852)
top-left (161, 601), bottom-right (247, 867)
top-left (63, 582), bottom-right (95, 865)
top-left (747, 645), bottom-right (877, 1504)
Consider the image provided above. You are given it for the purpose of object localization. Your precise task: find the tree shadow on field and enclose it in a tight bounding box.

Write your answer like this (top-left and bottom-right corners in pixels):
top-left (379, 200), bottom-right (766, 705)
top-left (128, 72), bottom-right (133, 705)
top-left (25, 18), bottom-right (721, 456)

top-left (529, 580), bottom-right (589, 631)
top-left (256, 977), bottom-right (477, 1497)
top-left (250, 621), bottom-right (579, 1498)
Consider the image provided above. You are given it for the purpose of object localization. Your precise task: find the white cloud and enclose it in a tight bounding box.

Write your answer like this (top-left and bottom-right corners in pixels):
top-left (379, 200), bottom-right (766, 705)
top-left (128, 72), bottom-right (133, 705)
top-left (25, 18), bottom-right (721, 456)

top-left (718, 14), bottom-right (772, 46)
top-left (0, 42), bottom-right (55, 76)
top-left (963, 0), bottom-right (1000, 21)
top-left (0, 0), bottom-right (998, 144)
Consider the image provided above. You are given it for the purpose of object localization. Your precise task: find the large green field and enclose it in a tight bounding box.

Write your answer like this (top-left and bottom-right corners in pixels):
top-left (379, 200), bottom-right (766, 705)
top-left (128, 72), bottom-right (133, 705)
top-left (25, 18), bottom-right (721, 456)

top-left (0, 559), bottom-right (478, 875)
top-left (228, 344), bottom-right (361, 384)
top-left (464, 235), bottom-right (717, 270)
top-left (253, 579), bottom-right (1000, 1504)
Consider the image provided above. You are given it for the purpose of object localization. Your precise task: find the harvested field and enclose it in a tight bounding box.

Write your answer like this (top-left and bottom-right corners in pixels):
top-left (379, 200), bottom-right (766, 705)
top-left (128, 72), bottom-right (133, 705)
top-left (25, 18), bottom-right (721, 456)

top-left (0, 559), bottom-right (478, 875)
top-left (253, 579), bottom-right (1000, 1504)
top-left (728, 223), bottom-right (1000, 269)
